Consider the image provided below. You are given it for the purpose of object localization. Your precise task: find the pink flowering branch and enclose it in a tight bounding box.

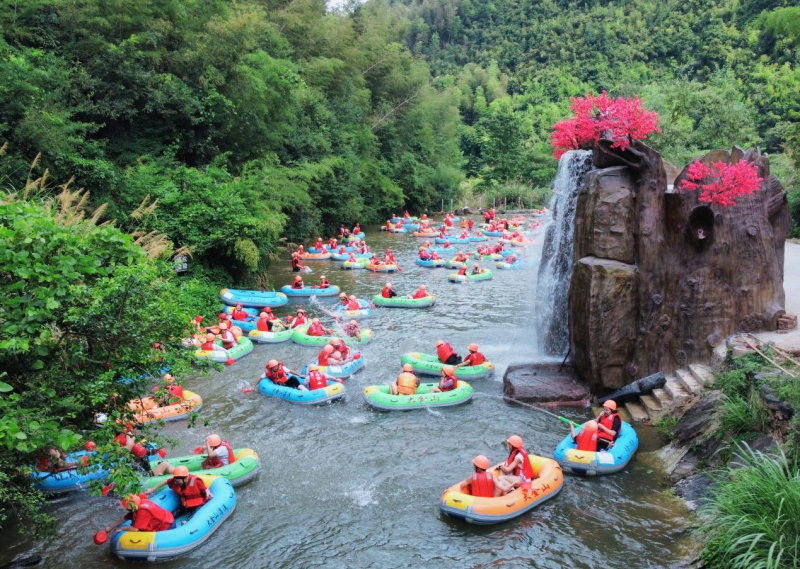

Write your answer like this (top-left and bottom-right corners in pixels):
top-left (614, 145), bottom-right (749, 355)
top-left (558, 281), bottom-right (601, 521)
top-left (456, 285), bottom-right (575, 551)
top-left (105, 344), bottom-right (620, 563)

top-left (681, 160), bottom-right (763, 207)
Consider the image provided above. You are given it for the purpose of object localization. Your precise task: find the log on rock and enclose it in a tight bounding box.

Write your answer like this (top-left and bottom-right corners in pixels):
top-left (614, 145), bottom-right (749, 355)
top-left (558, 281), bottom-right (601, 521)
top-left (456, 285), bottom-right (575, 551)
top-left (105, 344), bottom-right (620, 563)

top-left (597, 372), bottom-right (666, 404)
top-left (503, 361), bottom-right (590, 404)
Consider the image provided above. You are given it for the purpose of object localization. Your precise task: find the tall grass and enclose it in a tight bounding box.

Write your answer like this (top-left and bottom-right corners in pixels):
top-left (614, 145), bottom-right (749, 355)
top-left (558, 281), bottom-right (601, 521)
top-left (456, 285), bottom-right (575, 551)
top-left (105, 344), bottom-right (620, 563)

top-left (721, 392), bottom-right (769, 435)
top-left (702, 444), bottom-right (800, 568)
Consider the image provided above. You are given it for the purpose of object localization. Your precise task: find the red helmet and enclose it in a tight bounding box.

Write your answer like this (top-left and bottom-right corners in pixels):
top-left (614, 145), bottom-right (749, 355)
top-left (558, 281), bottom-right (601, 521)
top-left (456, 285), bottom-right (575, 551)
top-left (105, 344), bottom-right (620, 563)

top-left (131, 443), bottom-right (147, 458)
top-left (121, 494), bottom-right (141, 510)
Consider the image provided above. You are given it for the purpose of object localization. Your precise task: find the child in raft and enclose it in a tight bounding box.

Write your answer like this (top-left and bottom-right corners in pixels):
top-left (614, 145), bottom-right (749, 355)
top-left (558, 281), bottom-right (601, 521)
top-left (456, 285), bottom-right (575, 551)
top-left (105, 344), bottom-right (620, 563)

top-left (429, 366), bottom-right (458, 393)
top-left (389, 363), bottom-right (420, 396)
top-left (569, 420), bottom-right (599, 452)
top-left (461, 455), bottom-right (515, 497)
top-left (344, 319), bottom-right (362, 341)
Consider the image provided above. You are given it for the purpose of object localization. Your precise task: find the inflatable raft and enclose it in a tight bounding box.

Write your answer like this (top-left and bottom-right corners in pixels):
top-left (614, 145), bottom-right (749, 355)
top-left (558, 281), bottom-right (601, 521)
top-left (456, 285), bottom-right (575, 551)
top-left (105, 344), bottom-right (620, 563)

top-left (301, 251), bottom-right (332, 261)
top-left (335, 301), bottom-right (373, 318)
top-left (331, 251), bottom-right (363, 261)
top-left (301, 356), bottom-right (364, 378)
top-left (128, 390), bottom-right (203, 424)
top-left (436, 237), bottom-right (470, 244)
top-left (472, 252), bottom-right (503, 261)
top-left (390, 227), bottom-right (406, 233)
top-left (363, 381), bottom-right (473, 411)
top-left (372, 295), bottom-right (435, 308)
top-left (342, 259), bottom-right (368, 270)
top-left (220, 288), bottom-right (288, 308)
top-left (448, 269), bottom-right (494, 283)
top-left (258, 374), bottom-right (345, 405)
top-left (416, 258), bottom-right (445, 268)
top-left (111, 476), bottom-right (235, 561)
top-left (32, 451), bottom-right (108, 494)
top-left (144, 449), bottom-right (261, 489)
top-left (553, 421), bottom-right (639, 476)
top-left (194, 337), bottom-right (254, 363)
top-left (292, 327), bottom-right (374, 346)
top-left (365, 262), bottom-right (398, 272)
top-left (229, 317), bottom-right (257, 332)
top-left (445, 259), bottom-right (467, 269)
top-left (439, 455), bottom-right (563, 525)
top-left (413, 231), bottom-right (438, 237)
top-left (400, 352), bottom-right (495, 379)
top-left (248, 327), bottom-right (294, 344)
top-left (346, 232), bottom-right (366, 240)
top-left (469, 235), bottom-right (488, 242)
top-left (280, 285), bottom-right (341, 297)
top-left (483, 230), bottom-right (505, 237)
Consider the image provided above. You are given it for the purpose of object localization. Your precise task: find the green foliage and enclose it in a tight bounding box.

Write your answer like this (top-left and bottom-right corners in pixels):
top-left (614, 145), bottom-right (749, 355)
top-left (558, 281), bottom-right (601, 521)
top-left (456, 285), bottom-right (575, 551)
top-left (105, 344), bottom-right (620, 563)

top-left (654, 416), bottom-right (680, 440)
top-left (702, 445), bottom-right (800, 568)
top-left (721, 392), bottom-right (769, 436)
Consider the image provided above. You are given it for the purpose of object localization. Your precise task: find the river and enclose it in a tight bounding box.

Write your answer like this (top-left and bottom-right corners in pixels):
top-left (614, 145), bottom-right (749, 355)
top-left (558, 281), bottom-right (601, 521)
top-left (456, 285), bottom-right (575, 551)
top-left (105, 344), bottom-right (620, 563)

top-left (0, 219), bottom-right (694, 568)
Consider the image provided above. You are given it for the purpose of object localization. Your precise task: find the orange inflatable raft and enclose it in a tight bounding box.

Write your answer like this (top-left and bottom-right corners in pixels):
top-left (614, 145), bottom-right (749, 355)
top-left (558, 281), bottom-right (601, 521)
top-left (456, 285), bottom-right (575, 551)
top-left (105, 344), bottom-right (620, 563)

top-left (439, 454), bottom-right (563, 525)
top-left (127, 390), bottom-right (202, 424)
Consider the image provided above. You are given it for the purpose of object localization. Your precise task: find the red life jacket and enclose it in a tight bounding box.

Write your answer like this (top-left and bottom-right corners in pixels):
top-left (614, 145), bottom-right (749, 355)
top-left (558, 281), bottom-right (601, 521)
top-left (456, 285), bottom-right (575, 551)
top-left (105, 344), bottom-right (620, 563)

top-left (344, 324), bottom-right (359, 337)
top-left (168, 475), bottom-right (208, 509)
top-left (457, 267), bottom-right (467, 276)
top-left (307, 370), bottom-right (328, 390)
top-left (268, 366), bottom-right (288, 384)
top-left (598, 412), bottom-right (621, 442)
top-left (201, 341), bottom-right (215, 351)
top-left (437, 342), bottom-right (455, 362)
top-left (203, 441), bottom-right (236, 469)
top-left (507, 447), bottom-right (535, 480)
top-left (315, 240), bottom-right (323, 249)
top-left (412, 289), bottom-right (427, 299)
top-left (439, 375), bottom-right (457, 391)
top-left (308, 322), bottom-right (325, 336)
top-left (319, 279), bottom-right (330, 288)
top-left (465, 352), bottom-right (486, 366)
top-left (346, 299), bottom-right (360, 311)
top-left (445, 218), bottom-right (453, 226)
top-left (221, 329), bottom-right (238, 348)
top-left (381, 287), bottom-right (392, 298)
top-left (335, 343), bottom-right (350, 359)
top-left (471, 472), bottom-right (495, 497)
top-left (256, 318), bottom-right (270, 332)
top-left (318, 350), bottom-right (330, 366)
top-left (232, 309), bottom-right (249, 321)
top-left (132, 500), bottom-right (174, 531)
top-left (575, 427), bottom-right (599, 452)
top-left (291, 257), bottom-right (300, 269)
top-left (152, 384), bottom-right (184, 400)
top-left (292, 281), bottom-right (304, 289)
top-left (420, 250), bottom-right (431, 260)
top-left (292, 314), bottom-right (309, 328)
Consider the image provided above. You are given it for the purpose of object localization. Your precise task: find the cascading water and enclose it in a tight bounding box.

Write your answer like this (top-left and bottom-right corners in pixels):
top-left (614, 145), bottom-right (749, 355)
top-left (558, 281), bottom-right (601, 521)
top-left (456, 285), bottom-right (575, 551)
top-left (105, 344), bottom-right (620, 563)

top-left (535, 150), bottom-right (593, 356)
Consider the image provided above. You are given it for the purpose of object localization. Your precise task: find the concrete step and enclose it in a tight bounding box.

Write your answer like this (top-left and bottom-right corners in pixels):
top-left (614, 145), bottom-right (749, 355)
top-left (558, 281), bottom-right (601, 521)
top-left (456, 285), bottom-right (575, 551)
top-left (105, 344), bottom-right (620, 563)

top-left (624, 401), bottom-right (650, 422)
top-left (664, 378), bottom-right (691, 402)
top-left (640, 394), bottom-right (662, 413)
top-left (689, 363), bottom-right (715, 388)
top-left (676, 369), bottom-right (703, 395)
top-left (652, 387), bottom-right (672, 407)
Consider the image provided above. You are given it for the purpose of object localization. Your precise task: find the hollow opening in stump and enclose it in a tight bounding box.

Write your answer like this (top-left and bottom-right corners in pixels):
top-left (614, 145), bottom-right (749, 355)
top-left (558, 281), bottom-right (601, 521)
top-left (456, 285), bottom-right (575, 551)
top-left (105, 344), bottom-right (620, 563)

top-left (688, 205), bottom-right (714, 247)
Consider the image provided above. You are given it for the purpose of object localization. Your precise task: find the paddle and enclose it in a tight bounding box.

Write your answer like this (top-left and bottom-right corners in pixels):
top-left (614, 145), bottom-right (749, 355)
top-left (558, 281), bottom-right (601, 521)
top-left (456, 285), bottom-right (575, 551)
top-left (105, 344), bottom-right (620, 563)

top-left (558, 416), bottom-right (583, 429)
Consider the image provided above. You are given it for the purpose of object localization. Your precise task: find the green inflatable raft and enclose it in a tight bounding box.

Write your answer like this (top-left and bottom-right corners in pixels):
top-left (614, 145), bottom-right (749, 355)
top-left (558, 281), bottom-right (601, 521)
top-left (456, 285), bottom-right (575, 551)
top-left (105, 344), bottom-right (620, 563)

top-left (372, 294), bottom-right (436, 308)
top-left (400, 352), bottom-right (495, 379)
top-left (292, 327), bottom-right (373, 346)
top-left (363, 381), bottom-right (473, 411)
top-left (448, 269), bottom-right (494, 283)
top-left (144, 448), bottom-right (260, 488)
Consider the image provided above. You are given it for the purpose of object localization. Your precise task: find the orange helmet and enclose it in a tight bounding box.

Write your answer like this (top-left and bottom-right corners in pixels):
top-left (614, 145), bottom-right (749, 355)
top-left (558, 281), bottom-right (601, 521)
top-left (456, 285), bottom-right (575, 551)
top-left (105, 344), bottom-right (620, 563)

top-left (468, 344), bottom-right (478, 352)
top-left (294, 275), bottom-right (302, 281)
top-left (267, 359), bottom-right (279, 369)
top-left (472, 455), bottom-right (490, 470)
top-left (603, 400), bottom-right (617, 411)
top-left (219, 322), bottom-right (228, 330)
top-left (205, 333), bottom-right (215, 341)
top-left (385, 283), bottom-right (392, 288)
top-left (207, 434), bottom-right (221, 447)
top-left (435, 340), bottom-right (444, 347)
top-left (402, 363), bottom-right (413, 372)
top-left (173, 466), bottom-right (190, 477)
top-left (419, 285), bottom-right (426, 289)
top-left (584, 420), bottom-right (599, 432)
top-left (121, 494), bottom-right (141, 510)
top-left (348, 295), bottom-right (356, 300)
top-left (442, 366), bottom-right (456, 376)
top-left (259, 312), bottom-right (267, 318)
top-left (312, 318), bottom-right (320, 323)
top-left (322, 345), bottom-right (334, 354)
top-left (308, 364), bottom-right (319, 372)
top-left (331, 338), bottom-right (342, 345)
top-left (349, 320), bottom-right (357, 326)
top-left (339, 292), bottom-right (347, 298)
top-left (506, 435), bottom-right (523, 449)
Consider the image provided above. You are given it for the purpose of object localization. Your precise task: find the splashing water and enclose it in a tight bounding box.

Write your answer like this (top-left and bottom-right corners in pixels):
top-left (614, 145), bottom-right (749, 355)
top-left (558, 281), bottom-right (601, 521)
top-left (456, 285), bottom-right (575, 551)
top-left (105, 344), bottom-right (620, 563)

top-left (535, 150), bottom-right (593, 356)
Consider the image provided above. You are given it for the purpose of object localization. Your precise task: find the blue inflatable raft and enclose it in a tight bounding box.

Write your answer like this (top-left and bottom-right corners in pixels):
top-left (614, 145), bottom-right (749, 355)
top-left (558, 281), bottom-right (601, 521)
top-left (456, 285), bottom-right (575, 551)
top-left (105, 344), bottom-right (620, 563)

top-left (416, 258), bottom-right (446, 268)
top-left (258, 374), bottom-right (346, 404)
top-left (280, 285), bottom-right (341, 297)
top-left (32, 451), bottom-right (108, 494)
top-left (332, 252), bottom-right (369, 261)
top-left (435, 237), bottom-right (471, 244)
top-left (220, 288), bottom-right (288, 308)
top-left (334, 299), bottom-right (373, 318)
top-left (553, 421), bottom-right (639, 476)
top-left (301, 356), bottom-right (364, 378)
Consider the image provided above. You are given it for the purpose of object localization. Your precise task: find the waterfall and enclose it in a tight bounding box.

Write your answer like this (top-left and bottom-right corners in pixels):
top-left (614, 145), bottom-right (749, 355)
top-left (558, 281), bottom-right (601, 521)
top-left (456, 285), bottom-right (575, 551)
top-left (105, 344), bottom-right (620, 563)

top-left (535, 150), bottom-right (593, 357)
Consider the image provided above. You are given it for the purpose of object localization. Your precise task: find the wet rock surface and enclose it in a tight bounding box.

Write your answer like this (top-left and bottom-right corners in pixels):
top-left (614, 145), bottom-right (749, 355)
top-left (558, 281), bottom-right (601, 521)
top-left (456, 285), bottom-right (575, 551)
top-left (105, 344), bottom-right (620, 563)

top-left (502, 362), bottom-right (590, 404)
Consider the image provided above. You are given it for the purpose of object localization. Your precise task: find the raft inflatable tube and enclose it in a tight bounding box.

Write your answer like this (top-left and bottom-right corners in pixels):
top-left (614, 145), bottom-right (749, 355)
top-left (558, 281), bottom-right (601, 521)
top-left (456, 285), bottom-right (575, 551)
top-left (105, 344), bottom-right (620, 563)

top-left (258, 374), bottom-right (346, 405)
top-left (111, 476), bottom-right (235, 562)
top-left (435, 237), bottom-right (471, 244)
top-left (335, 301), bottom-right (373, 318)
top-left (400, 352), bottom-right (495, 379)
top-left (390, 227), bottom-right (406, 233)
top-left (413, 231), bottom-right (438, 237)
top-left (194, 337), bottom-right (254, 363)
top-left (483, 230), bottom-right (504, 237)
top-left (221, 306), bottom-right (258, 317)
top-left (229, 317), bottom-right (257, 332)
top-left (439, 455), bottom-right (563, 525)
top-left (445, 259), bottom-right (467, 269)
top-left (553, 421), bottom-right (639, 476)
top-left (372, 295), bottom-right (435, 308)
top-left (301, 251), bottom-right (332, 261)
top-left (404, 223), bottom-right (421, 231)
top-left (333, 251), bottom-right (370, 261)
top-left (342, 259), bottom-right (368, 270)
top-left (145, 449), bottom-right (261, 489)
top-left (346, 232), bottom-right (366, 240)
top-left (220, 288), bottom-right (288, 308)
top-left (448, 269), bottom-right (494, 283)
top-left (416, 258), bottom-right (446, 268)
top-left (32, 451), bottom-right (109, 494)
top-left (496, 261), bottom-right (527, 270)
top-left (128, 390), bottom-right (203, 424)
top-left (280, 284), bottom-right (341, 297)
top-left (301, 356), bottom-right (364, 378)
top-left (307, 247), bottom-right (331, 254)
top-left (248, 327), bottom-right (294, 344)
top-left (363, 381), bottom-right (473, 411)
top-left (365, 263), bottom-right (398, 273)
top-left (472, 253), bottom-right (503, 261)
top-left (469, 235), bottom-right (488, 242)
top-left (292, 327), bottom-right (374, 346)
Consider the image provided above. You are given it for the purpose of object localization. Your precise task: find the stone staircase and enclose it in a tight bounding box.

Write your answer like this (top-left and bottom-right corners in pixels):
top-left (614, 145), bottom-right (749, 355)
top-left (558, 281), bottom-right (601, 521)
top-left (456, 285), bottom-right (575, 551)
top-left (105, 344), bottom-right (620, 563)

top-left (593, 364), bottom-right (716, 423)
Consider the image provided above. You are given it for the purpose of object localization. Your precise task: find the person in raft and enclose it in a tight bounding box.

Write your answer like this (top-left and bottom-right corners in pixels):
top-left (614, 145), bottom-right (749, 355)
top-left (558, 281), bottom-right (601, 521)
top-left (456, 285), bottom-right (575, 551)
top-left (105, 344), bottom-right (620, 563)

top-left (314, 237), bottom-right (323, 250)
top-left (319, 275), bottom-right (331, 289)
top-left (151, 373), bottom-right (184, 405)
top-left (457, 265), bottom-right (468, 276)
top-left (200, 332), bottom-right (217, 351)
top-left (419, 248), bottom-right (432, 261)
top-left (292, 275), bottom-right (305, 289)
top-left (256, 310), bottom-right (284, 332)
top-left (307, 318), bottom-right (331, 337)
top-left (303, 364), bottom-right (342, 390)
top-left (290, 308), bottom-right (309, 329)
top-left (461, 455), bottom-right (514, 498)
top-left (471, 263), bottom-right (482, 275)
top-left (594, 400), bottom-right (621, 450)
top-left (456, 344), bottom-right (486, 368)
top-left (145, 466), bottom-right (211, 517)
top-left (258, 359), bottom-right (307, 391)
top-left (369, 253), bottom-right (382, 265)
top-left (36, 447), bottom-right (77, 473)
top-left (102, 494), bottom-right (175, 536)
top-left (231, 302), bottom-right (252, 322)
top-left (435, 340), bottom-right (462, 365)
top-left (330, 337), bottom-right (352, 363)
top-left (381, 283), bottom-right (398, 298)
top-left (344, 319), bottom-right (362, 341)
top-left (454, 251), bottom-right (469, 263)
top-left (570, 420), bottom-right (599, 452)
top-left (410, 284), bottom-right (429, 299)
top-left (429, 365), bottom-right (458, 393)
top-left (218, 321), bottom-right (238, 350)
top-left (390, 363), bottom-right (420, 396)
top-left (344, 295), bottom-right (361, 311)
top-left (384, 248), bottom-right (395, 263)
top-left (291, 252), bottom-right (302, 273)
top-left (498, 435), bottom-right (535, 489)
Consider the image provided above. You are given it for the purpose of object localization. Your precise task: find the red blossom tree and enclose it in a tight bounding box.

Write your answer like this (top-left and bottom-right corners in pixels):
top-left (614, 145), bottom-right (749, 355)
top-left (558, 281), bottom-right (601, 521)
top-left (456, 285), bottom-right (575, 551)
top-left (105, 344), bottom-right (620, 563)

top-left (680, 160), bottom-right (763, 207)
top-left (550, 92), bottom-right (661, 160)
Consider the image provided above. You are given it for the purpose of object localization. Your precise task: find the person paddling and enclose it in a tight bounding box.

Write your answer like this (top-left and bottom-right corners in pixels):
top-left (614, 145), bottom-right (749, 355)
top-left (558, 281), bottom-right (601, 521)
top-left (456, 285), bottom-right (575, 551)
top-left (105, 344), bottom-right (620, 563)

top-left (145, 466), bottom-right (211, 518)
top-left (570, 420), bottom-right (599, 452)
top-left (101, 494), bottom-right (175, 537)
top-left (595, 400), bottom-right (621, 450)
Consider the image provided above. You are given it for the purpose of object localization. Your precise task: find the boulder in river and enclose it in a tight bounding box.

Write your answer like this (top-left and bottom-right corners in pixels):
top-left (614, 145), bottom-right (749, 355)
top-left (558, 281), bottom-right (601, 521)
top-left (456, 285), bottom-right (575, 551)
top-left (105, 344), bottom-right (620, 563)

top-left (503, 361), bottom-right (590, 405)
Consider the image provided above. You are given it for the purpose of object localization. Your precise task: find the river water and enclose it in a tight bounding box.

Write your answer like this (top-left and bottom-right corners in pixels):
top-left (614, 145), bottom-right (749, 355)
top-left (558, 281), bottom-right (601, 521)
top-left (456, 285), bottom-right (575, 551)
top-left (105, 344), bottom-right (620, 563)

top-left (0, 220), bottom-right (694, 568)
